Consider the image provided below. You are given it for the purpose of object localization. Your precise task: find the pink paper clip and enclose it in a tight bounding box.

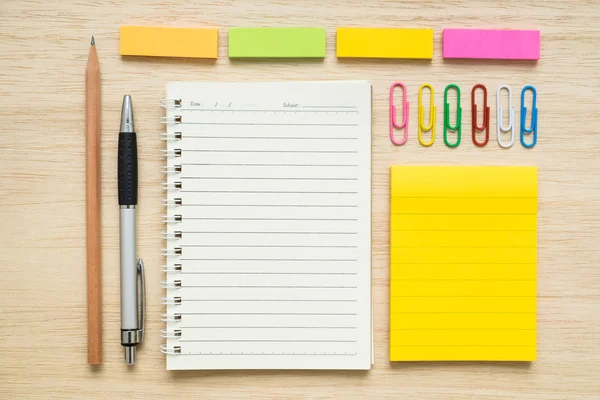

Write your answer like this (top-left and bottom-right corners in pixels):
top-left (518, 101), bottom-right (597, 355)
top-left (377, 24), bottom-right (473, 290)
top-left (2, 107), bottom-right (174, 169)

top-left (390, 82), bottom-right (409, 145)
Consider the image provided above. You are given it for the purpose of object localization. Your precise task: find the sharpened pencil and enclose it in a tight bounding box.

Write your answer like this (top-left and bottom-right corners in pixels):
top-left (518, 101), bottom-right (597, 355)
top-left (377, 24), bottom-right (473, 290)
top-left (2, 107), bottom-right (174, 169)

top-left (86, 36), bottom-right (102, 365)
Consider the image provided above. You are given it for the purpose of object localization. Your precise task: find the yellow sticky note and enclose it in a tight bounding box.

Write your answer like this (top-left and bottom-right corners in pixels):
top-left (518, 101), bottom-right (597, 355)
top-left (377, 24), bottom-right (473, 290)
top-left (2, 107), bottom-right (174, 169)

top-left (389, 166), bottom-right (537, 362)
top-left (336, 28), bottom-right (433, 59)
top-left (120, 26), bottom-right (218, 59)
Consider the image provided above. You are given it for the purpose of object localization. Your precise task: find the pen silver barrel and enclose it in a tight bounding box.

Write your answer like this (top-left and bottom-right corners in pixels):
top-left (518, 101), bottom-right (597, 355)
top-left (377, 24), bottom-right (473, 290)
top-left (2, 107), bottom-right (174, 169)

top-left (120, 206), bottom-right (139, 360)
top-left (119, 209), bottom-right (137, 326)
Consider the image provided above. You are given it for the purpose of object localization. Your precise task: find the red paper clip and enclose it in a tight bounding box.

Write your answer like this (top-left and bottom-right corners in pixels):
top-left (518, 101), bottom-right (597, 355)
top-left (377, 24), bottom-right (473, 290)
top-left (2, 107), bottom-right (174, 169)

top-left (471, 84), bottom-right (490, 147)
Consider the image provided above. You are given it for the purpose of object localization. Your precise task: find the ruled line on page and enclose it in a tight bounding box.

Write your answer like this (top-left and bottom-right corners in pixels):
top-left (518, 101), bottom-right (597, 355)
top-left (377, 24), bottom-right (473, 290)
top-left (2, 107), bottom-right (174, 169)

top-left (302, 105), bottom-right (358, 109)
top-left (180, 122), bottom-right (358, 126)
top-left (179, 108), bottom-right (359, 114)
top-left (178, 312), bottom-right (358, 315)
top-left (180, 149), bottom-right (359, 154)
top-left (181, 190), bottom-right (359, 194)
top-left (180, 298), bottom-right (358, 301)
top-left (177, 204), bottom-right (359, 207)
top-left (181, 163), bottom-right (359, 167)
top-left (175, 231), bottom-right (358, 234)
top-left (178, 217), bottom-right (358, 221)
top-left (179, 340), bottom-right (358, 343)
top-left (180, 326), bottom-right (358, 329)
top-left (178, 136), bottom-right (360, 140)
top-left (178, 286), bottom-right (358, 289)
top-left (174, 353), bottom-right (359, 356)
top-left (179, 259), bottom-right (358, 262)
top-left (179, 177), bottom-right (358, 181)
top-left (179, 245), bottom-right (358, 248)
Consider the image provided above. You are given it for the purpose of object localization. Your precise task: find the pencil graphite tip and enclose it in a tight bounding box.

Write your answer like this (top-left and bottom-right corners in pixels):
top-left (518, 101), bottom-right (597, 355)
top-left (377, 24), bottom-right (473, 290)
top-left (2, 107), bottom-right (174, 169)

top-left (91, 36), bottom-right (95, 46)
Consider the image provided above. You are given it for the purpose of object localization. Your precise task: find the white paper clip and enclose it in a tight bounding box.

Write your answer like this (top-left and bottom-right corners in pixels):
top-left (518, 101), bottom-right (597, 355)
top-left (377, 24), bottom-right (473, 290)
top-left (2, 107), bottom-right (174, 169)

top-left (497, 85), bottom-right (515, 148)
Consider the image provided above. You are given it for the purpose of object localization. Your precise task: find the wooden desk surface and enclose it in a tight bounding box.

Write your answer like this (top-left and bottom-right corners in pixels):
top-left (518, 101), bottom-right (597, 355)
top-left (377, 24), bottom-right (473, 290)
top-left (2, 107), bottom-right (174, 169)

top-left (1, 1), bottom-right (599, 398)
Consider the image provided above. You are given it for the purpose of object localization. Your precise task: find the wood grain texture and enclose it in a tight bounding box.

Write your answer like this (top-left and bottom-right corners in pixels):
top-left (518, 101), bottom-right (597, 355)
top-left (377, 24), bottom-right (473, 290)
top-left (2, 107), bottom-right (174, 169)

top-left (86, 42), bottom-right (102, 365)
top-left (0, 0), bottom-right (599, 398)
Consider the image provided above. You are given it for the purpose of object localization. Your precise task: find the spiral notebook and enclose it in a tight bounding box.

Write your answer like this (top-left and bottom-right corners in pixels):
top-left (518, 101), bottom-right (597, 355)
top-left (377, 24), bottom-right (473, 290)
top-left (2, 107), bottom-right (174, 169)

top-left (162, 81), bottom-right (372, 370)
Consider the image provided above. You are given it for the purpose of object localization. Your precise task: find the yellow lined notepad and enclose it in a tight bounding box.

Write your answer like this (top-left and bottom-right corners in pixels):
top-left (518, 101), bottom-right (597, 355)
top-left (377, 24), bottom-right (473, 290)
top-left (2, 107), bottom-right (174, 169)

top-left (389, 166), bottom-right (537, 361)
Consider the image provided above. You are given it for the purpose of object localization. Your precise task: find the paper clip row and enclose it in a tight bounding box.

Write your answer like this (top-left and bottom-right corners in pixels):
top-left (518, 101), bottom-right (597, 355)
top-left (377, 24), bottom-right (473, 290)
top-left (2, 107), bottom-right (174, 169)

top-left (390, 83), bottom-right (538, 148)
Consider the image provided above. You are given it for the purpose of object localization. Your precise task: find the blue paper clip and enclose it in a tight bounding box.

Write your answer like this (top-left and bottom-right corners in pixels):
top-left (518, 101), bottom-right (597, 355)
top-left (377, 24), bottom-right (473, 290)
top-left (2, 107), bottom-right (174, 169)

top-left (520, 85), bottom-right (538, 148)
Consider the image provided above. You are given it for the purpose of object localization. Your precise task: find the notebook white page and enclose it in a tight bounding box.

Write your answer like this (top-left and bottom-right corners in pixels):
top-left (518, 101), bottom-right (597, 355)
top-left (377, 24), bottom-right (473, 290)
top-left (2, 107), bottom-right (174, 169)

top-left (163, 81), bottom-right (372, 370)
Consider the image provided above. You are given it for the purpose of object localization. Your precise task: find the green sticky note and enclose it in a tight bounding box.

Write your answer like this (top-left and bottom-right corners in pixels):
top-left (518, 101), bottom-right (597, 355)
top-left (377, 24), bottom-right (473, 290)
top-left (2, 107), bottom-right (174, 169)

top-left (228, 28), bottom-right (326, 58)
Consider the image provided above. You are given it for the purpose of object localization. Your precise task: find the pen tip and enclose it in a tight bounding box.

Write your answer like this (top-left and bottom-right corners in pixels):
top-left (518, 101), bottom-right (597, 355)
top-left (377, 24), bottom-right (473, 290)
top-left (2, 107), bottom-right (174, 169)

top-left (91, 36), bottom-right (95, 46)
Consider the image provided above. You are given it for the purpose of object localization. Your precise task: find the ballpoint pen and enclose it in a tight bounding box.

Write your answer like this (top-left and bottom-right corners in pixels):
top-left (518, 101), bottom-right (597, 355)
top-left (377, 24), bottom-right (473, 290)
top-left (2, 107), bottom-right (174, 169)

top-left (118, 95), bottom-right (145, 365)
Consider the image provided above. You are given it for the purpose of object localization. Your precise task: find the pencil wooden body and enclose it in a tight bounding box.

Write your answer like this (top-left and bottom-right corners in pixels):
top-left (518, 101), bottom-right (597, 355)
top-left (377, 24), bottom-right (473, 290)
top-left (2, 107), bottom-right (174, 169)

top-left (86, 43), bottom-right (102, 365)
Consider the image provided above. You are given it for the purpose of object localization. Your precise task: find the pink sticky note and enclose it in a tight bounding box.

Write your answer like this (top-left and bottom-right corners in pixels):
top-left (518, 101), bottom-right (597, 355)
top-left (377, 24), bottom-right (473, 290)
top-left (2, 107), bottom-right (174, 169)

top-left (443, 29), bottom-right (540, 60)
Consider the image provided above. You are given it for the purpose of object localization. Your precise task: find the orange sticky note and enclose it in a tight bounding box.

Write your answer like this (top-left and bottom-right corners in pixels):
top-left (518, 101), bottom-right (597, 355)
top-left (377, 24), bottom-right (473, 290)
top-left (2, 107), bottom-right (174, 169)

top-left (120, 26), bottom-right (218, 59)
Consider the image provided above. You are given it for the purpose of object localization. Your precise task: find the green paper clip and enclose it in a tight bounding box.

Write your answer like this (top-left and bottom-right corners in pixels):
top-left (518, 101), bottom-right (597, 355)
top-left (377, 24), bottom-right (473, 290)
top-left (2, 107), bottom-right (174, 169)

top-left (443, 84), bottom-right (462, 147)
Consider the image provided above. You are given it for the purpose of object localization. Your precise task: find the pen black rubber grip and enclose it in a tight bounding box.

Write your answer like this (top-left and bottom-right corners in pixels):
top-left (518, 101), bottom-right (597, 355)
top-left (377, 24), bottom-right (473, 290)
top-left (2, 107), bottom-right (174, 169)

top-left (118, 132), bottom-right (138, 206)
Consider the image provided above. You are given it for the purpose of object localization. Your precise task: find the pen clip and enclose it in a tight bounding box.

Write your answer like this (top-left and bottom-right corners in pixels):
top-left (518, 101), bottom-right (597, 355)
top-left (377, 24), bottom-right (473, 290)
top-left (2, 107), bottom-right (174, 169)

top-left (137, 258), bottom-right (145, 343)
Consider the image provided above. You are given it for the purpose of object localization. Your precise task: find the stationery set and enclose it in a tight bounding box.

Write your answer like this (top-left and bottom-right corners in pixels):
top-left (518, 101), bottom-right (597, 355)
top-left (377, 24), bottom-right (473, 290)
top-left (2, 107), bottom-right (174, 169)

top-left (85, 26), bottom-right (540, 369)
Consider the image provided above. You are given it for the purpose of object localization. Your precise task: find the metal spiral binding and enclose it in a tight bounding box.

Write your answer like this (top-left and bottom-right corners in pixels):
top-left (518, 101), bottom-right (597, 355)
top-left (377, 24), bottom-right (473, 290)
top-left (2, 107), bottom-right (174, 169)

top-left (164, 200), bottom-right (183, 209)
top-left (160, 115), bottom-right (182, 124)
top-left (161, 344), bottom-right (182, 354)
top-left (161, 313), bottom-right (182, 323)
top-left (161, 280), bottom-right (182, 289)
top-left (161, 328), bottom-right (182, 338)
top-left (162, 182), bottom-right (182, 191)
top-left (161, 149), bottom-right (182, 158)
top-left (163, 231), bottom-right (183, 240)
top-left (161, 296), bottom-right (182, 305)
top-left (162, 264), bottom-right (183, 273)
top-left (161, 132), bottom-right (183, 141)
top-left (163, 99), bottom-right (185, 358)
top-left (163, 247), bottom-right (182, 257)
top-left (164, 198), bottom-right (183, 207)
top-left (160, 98), bottom-right (182, 108)
top-left (162, 165), bottom-right (182, 174)
top-left (163, 215), bottom-right (183, 223)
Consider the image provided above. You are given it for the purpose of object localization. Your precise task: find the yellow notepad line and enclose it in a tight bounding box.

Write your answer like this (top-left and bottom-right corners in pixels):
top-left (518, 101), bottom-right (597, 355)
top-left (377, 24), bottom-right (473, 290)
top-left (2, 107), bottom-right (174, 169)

top-left (389, 166), bottom-right (537, 362)
top-left (391, 214), bottom-right (537, 231)
top-left (390, 230), bottom-right (537, 247)
top-left (390, 346), bottom-right (536, 362)
top-left (390, 312), bottom-right (536, 330)
top-left (392, 329), bottom-right (536, 346)
top-left (391, 263), bottom-right (536, 280)
top-left (391, 296), bottom-right (537, 313)
top-left (390, 198), bottom-right (537, 214)
top-left (391, 246), bottom-right (537, 264)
